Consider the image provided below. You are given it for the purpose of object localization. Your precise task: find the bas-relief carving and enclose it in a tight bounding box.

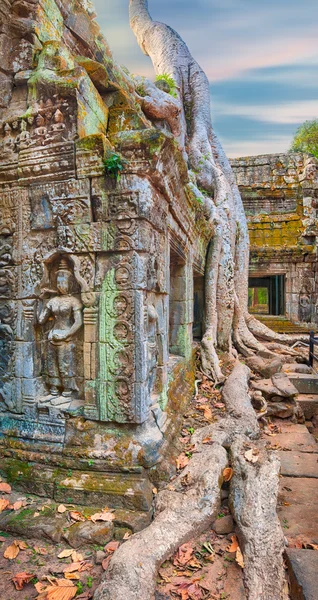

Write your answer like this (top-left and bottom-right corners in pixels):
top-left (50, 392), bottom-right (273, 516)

top-left (38, 258), bottom-right (83, 404)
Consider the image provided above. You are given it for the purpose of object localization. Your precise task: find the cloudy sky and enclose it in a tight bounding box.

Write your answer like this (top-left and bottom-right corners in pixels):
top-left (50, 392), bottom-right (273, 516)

top-left (94, 0), bottom-right (318, 157)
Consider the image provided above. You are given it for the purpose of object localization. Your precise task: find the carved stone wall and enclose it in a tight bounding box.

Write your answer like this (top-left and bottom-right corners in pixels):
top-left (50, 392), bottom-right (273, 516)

top-left (231, 153), bottom-right (318, 325)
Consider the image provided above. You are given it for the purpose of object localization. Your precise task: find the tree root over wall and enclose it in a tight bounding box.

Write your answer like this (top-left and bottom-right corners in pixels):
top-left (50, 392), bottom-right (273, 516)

top-left (94, 363), bottom-right (285, 600)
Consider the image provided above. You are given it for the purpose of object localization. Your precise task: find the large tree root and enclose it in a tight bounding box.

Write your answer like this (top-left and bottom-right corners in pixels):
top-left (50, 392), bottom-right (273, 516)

top-left (93, 443), bottom-right (228, 600)
top-left (230, 437), bottom-right (285, 600)
top-left (94, 363), bottom-right (285, 600)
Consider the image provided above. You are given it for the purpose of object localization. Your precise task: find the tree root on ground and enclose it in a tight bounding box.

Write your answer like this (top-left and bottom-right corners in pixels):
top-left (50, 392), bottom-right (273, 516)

top-left (94, 363), bottom-right (285, 600)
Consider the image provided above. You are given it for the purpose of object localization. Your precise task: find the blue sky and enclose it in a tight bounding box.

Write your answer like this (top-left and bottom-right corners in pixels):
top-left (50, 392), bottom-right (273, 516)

top-left (94, 0), bottom-right (318, 157)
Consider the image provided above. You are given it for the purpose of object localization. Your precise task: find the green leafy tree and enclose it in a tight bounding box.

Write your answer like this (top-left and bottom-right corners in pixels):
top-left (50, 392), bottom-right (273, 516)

top-left (290, 119), bottom-right (318, 159)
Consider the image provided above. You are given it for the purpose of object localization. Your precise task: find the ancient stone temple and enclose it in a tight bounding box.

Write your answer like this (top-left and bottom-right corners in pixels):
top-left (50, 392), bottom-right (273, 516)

top-left (231, 153), bottom-right (318, 327)
top-left (0, 0), bottom-right (211, 524)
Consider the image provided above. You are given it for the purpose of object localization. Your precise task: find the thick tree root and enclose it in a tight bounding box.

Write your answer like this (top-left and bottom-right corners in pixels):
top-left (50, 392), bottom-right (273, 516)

top-left (230, 437), bottom-right (285, 600)
top-left (94, 363), bottom-right (285, 600)
top-left (93, 443), bottom-right (228, 600)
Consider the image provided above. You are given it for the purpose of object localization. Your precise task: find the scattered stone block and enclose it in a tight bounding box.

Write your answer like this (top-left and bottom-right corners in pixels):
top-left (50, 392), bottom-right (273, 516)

top-left (213, 515), bottom-right (234, 535)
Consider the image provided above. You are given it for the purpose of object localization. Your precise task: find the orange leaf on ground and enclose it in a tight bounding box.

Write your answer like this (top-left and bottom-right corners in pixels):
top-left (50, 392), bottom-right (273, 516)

top-left (12, 571), bottom-right (35, 590)
top-left (227, 535), bottom-right (239, 553)
top-left (90, 511), bottom-right (115, 523)
top-left (58, 549), bottom-right (73, 559)
top-left (0, 498), bottom-right (10, 513)
top-left (236, 547), bottom-right (245, 568)
top-left (0, 482), bottom-right (11, 493)
top-left (17, 540), bottom-right (28, 550)
top-left (63, 561), bottom-right (84, 573)
top-left (223, 467), bottom-right (233, 482)
top-left (202, 437), bottom-right (213, 444)
top-left (34, 546), bottom-right (48, 555)
top-left (104, 541), bottom-right (120, 554)
top-left (102, 556), bottom-right (112, 571)
top-left (69, 511), bottom-right (85, 522)
top-left (38, 578), bottom-right (77, 600)
top-left (64, 573), bottom-right (80, 580)
top-left (12, 500), bottom-right (25, 511)
top-left (174, 543), bottom-right (194, 566)
top-left (4, 541), bottom-right (20, 560)
top-left (176, 453), bottom-right (190, 470)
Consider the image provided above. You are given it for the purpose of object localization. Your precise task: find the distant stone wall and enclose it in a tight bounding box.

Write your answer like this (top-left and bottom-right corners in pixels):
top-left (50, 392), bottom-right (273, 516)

top-left (231, 153), bottom-right (318, 325)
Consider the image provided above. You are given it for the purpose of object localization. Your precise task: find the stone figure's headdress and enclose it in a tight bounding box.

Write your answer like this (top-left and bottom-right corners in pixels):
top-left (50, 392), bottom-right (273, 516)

top-left (57, 258), bottom-right (72, 274)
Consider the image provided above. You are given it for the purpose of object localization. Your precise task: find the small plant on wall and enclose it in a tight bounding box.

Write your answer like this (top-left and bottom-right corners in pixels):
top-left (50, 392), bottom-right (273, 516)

top-left (103, 151), bottom-right (127, 182)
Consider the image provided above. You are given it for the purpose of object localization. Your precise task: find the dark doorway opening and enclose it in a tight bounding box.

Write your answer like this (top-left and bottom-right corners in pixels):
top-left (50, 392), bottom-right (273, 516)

top-left (248, 275), bottom-right (285, 316)
top-left (193, 273), bottom-right (205, 340)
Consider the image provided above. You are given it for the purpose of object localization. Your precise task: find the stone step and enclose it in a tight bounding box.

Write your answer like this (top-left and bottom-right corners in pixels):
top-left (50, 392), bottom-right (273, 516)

top-left (297, 394), bottom-right (318, 419)
top-left (266, 423), bottom-right (317, 453)
top-left (278, 477), bottom-right (318, 544)
top-left (286, 549), bottom-right (318, 600)
top-left (289, 374), bottom-right (318, 396)
top-left (279, 452), bottom-right (318, 478)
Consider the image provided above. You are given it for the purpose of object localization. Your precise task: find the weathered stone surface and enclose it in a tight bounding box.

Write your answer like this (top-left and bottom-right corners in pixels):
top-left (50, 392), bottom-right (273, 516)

top-left (278, 477), bottom-right (318, 543)
top-left (290, 375), bottom-right (318, 396)
top-left (286, 549), bottom-right (318, 600)
top-left (297, 394), bottom-right (318, 419)
top-left (63, 521), bottom-right (114, 549)
top-left (267, 423), bottom-right (317, 453)
top-left (279, 452), bottom-right (318, 478)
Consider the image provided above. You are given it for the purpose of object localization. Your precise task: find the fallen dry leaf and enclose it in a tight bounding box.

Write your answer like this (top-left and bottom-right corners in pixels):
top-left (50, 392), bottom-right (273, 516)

top-left (236, 547), bottom-right (245, 568)
top-left (176, 453), bottom-right (190, 470)
top-left (64, 573), bottom-right (80, 580)
top-left (0, 498), bottom-right (10, 513)
top-left (58, 549), bottom-right (74, 559)
top-left (223, 467), bottom-right (233, 482)
top-left (69, 511), bottom-right (85, 522)
top-left (0, 482), bottom-right (11, 494)
top-left (102, 556), bottom-right (112, 571)
top-left (36, 578), bottom-right (77, 600)
top-left (12, 500), bottom-right (25, 511)
top-left (4, 541), bottom-right (20, 560)
top-left (34, 546), bottom-right (48, 555)
top-left (202, 437), bottom-right (213, 444)
top-left (12, 571), bottom-right (35, 590)
top-left (58, 504), bottom-right (67, 514)
top-left (17, 540), bottom-right (28, 550)
top-left (123, 532), bottom-right (131, 540)
top-left (227, 535), bottom-right (239, 553)
top-left (35, 581), bottom-right (47, 593)
top-left (90, 511), bottom-right (115, 523)
top-left (71, 551), bottom-right (83, 562)
top-left (245, 448), bottom-right (259, 464)
top-left (104, 541), bottom-right (120, 553)
top-left (63, 561), bottom-right (84, 573)
top-left (174, 543), bottom-right (194, 566)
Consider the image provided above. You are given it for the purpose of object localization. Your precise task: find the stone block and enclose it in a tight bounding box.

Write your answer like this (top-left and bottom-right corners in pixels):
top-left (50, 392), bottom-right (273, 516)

top-left (286, 549), bottom-right (318, 600)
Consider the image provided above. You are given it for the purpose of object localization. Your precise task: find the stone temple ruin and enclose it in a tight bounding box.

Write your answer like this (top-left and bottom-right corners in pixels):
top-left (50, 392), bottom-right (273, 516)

top-left (0, 0), bottom-right (317, 536)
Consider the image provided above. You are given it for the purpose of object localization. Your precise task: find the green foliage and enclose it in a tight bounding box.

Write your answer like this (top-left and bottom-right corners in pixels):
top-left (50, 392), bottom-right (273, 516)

top-left (290, 119), bottom-right (318, 159)
top-left (155, 73), bottom-right (178, 98)
top-left (103, 152), bottom-right (127, 182)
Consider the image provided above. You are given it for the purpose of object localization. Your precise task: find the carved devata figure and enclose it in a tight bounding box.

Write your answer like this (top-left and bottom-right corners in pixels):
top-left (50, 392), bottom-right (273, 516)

top-left (38, 258), bottom-right (83, 403)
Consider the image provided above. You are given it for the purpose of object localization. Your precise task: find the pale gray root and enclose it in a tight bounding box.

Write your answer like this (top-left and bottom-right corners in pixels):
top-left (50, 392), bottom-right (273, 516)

top-left (94, 363), bottom-right (285, 600)
top-left (229, 437), bottom-right (285, 600)
top-left (133, 75), bottom-right (182, 138)
top-left (128, 0), bottom-right (306, 383)
top-left (193, 362), bottom-right (259, 448)
top-left (93, 443), bottom-right (228, 600)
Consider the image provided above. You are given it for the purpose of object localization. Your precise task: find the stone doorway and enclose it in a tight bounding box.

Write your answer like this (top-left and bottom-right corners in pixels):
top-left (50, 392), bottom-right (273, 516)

top-left (248, 274), bottom-right (285, 316)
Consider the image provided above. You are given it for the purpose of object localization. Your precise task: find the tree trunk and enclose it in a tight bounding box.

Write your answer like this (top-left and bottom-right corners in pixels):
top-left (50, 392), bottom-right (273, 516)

top-left (129, 0), bottom-right (307, 381)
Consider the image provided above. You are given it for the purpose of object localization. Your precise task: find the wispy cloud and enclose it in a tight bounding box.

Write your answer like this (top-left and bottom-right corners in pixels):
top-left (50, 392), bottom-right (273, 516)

top-left (94, 0), bottom-right (318, 157)
top-left (214, 100), bottom-right (318, 125)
